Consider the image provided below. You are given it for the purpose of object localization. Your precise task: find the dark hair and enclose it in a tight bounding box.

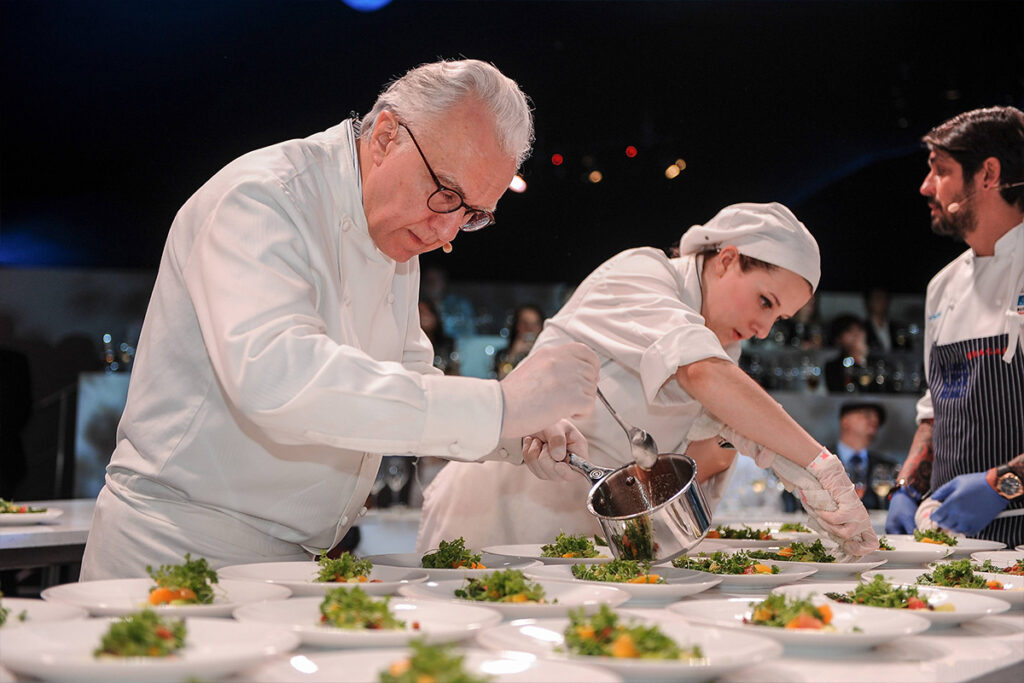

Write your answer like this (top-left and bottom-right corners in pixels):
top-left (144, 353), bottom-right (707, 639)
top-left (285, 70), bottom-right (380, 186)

top-left (508, 304), bottom-right (545, 346)
top-left (830, 313), bottom-right (865, 345)
top-left (698, 248), bottom-right (778, 273)
top-left (840, 401), bottom-right (887, 427)
top-left (418, 298), bottom-right (452, 347)
top-left (923, 106), bottom-right (1024, 209)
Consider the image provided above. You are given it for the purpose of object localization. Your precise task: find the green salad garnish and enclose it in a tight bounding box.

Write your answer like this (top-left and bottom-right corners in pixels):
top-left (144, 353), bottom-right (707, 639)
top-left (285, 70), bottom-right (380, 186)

top-left (316, 552), bottom-right (374, 583)
top-left (747, 539), bottom-right (835, 563)
top-left (706, 524), bottom-right (773, 540)
top-left (672, 550), bottom-right (780, 575)
top-left (0, 498), bottom-right (45, 513)
top-left (540, 532), bottom-right (600, 558)
top-left (379, 640), bottom-right (488, 683)
top-left (146, 554), bottom-right (218, 605)
top-left (319, 586), bottom-right (405, 629)
top-left (974, 558), bottom-right (1024, 575)
top-left (94, 609), bottom-right (186, 657)
top-left (571, 558), bottom-right (666, 583)
top-left (917, 559), bottom-right (997, 589)
top-left (877, 536), bottom-right (895, 550)
top-left (914, 529), bottom-right (959, 546)
top-left (746, 593), bottom-right (833, 629)
top-left (778, 522), bottom-right (812, 533)
top-left (825, 574), bottom-right (939, 610)
top-left (453, 569), bottom-right (548, 603)
top-left (421, 538), bottom-right (483, 569)
top-left (563, 604), bottom-right (702, 659)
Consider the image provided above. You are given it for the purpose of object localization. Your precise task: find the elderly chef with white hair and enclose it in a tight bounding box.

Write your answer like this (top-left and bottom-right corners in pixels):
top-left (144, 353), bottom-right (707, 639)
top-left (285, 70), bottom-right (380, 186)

top-left (418, 202), bottom-right (878, 559)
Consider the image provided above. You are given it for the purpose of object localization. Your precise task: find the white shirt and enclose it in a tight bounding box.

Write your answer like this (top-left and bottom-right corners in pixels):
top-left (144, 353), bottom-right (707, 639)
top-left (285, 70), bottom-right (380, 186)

top-left (916, 222), bottom-right (1024, 422)
top-left (418, 248), bottom-right (741, 551)
top-left (96, 120), bottom-right (504, 560)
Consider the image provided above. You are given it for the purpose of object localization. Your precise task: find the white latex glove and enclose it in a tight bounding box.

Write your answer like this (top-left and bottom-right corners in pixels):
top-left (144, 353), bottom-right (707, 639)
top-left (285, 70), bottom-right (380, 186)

top-left (522, 419), bottom-right (588, 482)
top-left (805, 450), bottom-right (879, 559)
top-left (686, 412), bottom-right (775, 467)
top-left (499, 343), bottom-right (599, 439)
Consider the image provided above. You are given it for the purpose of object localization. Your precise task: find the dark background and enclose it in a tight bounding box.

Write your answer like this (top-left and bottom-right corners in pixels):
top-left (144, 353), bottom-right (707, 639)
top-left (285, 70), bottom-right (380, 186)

top-left (2, 0), bottom-right (1023, 292)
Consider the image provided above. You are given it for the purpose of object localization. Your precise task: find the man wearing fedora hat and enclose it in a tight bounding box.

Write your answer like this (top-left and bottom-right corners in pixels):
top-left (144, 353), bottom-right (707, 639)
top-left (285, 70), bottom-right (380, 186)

top-left (834, 402), bottom-right (896, 510)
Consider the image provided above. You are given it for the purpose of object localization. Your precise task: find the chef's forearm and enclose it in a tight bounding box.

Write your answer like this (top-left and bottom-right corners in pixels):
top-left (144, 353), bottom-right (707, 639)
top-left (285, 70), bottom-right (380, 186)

top-left (898, 419), bottom-right (934, 495)
top-left (675, 358), bottom-right (821, 466)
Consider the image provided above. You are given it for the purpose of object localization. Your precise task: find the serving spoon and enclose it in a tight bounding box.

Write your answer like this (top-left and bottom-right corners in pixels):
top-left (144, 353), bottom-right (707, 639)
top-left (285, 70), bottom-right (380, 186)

top-left (596, 388), bottom-right (659, 471)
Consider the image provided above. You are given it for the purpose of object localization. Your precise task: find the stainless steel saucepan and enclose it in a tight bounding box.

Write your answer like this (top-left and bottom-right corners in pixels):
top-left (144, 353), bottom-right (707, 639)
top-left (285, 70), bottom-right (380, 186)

top-left (567, 451), bottom-right (711, 562)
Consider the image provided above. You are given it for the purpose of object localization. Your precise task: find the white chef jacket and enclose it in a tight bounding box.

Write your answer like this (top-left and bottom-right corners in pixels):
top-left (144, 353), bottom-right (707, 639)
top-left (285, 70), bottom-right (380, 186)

top-left (82, 120), bottom-right (510, 579)
top-left (916, 222), bottom-right (1024, 423)
top-left (417, 248), bottom-right (741, 551)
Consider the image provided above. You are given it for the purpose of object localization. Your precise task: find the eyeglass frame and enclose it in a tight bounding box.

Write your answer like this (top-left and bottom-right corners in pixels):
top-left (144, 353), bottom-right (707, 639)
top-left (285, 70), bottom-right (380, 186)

top-left (397, 122), bottom-right (496, 232)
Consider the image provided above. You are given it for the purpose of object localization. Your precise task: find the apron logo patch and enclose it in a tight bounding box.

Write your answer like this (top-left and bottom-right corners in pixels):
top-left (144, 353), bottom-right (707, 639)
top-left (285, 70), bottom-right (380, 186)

top-left (1017, 293), bottom-right (1024, 315)
top-left (965, 346), bottom-right (1007, 360)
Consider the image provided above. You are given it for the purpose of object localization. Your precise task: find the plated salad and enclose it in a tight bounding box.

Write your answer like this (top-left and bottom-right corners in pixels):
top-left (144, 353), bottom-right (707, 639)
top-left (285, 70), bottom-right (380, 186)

top-left (571, 558), bottom-right (665, 584)
top-left (672, 550), bottom-right (779, 575)
top-left (541, 532), bottom-right (601, 559)
top-left (563, 604), bottom-right (703, 660)
top-left (453, 568), bottom-right (549, 603)
top-left (974, 558), bottom-right (1024, 576)
top-left (705, 525), bottom-right (773, 540)
top-left (421, 538), bottom-right (485, 569)
top-left (778, 522), bottom-right (812, 533)
top-left (917, 559), bottom-right (1003, 590)
top-left (146, 553), bottom-right (218, 605)
top-left (316, 552), bottom-right (380, 583)
top-left (745, 594), bottom-right (838, 631)
top-left (319, 586), bottom-right (409, 630)
top-left (380, 640), bottom-right (488, 683)
top-left (826, 574), bottom-right (951, 611)
top-left (914, 529), bottom-right (959, 546)
top-left (94, 609), bottom-right (186, 657)
top-left (0, 498), bottom-right (45, 514)
top-left (877, 537), bottom-right (895, 550)
top-left (747, 539), bottom-right (835, 563)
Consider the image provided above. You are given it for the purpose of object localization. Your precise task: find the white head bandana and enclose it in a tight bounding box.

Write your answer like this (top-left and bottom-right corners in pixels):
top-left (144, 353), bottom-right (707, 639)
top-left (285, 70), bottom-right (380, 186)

top-left (678, 202), bottom-right (821, 291)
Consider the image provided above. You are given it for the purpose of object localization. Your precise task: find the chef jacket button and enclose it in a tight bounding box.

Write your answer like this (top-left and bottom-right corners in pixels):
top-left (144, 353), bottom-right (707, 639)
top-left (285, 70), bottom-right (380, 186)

top-left (386, 292), bottom-right (395, 304)
top-left (448, 441), bottom-right (461, 455)
top-left (340, 515), bottom-right (349, 526)
top-left (340, 218), bottom-right (350, 232)
top-left (497, 447), bottom-right (509, 460)
top-left (359, 506), bottom-right (368, 518)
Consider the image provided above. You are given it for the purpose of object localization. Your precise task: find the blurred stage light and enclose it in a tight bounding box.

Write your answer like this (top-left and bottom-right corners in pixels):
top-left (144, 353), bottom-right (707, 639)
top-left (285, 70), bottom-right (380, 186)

top-left (675, 158), bottom-right (687, 170)
top-left (509, 175), bottom-right (527, 193)
top-left (341, 0), bottom-right (392, 11)
top-left (664, 164), bottom-right (681, 179)
top-left (588, 170), bottom-right (603, 183)
top-left (625, 145), bottom-right (638, 158)
top-left (550, 153), bottom-right (564, 166)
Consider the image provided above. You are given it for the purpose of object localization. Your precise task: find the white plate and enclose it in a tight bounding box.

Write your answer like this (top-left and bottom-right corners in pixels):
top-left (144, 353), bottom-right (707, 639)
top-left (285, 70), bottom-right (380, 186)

top-left (245, 647), bottom-right (624, 683)
top-left (770, 581), bottom-right (1011, 627)
top-left (364, 552), bottom-right (541, 581)
top-left (0, 616), bottom-right (298, 682)
top-left (475, 613), bottom-right (782, 681)
top-left (691, 535), bottom-right (780, 549)
top-left (668, 597), bottom-right (930, 649)
top-left (970, 550), bottom-right (1024, 569)
top-left (217, 561), bottom-right (428, 596)
top-left (861, 568), bottom-right (1024, 606)
top-left (397, 578), bottom-right (629, 618)
top-left (1016, 544), bottom-right (1024, 552)
top-left (523, 563), bottom-right (722, 604)
top-left (660, 558), bottom-right (818, 590)
top-left (233, 596), bottom-right (501, 648)
top-left (41, 578), bottom-right (291, 617)
top-left (0, 509), bottom-right (63, 526)
top-left (696, 546), bottom-right (883, 579)
top-left (483, 543), bottom-right (615, 564)
top-left (867, 536), bottom-right (956, 565)
top-left (884, 534), bottom-right (1006, 557)
top-left (0, 598), bottom-right (88, 627)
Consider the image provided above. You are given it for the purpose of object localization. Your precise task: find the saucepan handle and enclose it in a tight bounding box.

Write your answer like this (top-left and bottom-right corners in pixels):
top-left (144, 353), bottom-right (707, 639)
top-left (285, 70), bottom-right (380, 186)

top-left (566, 452), bottom-right (616, 482)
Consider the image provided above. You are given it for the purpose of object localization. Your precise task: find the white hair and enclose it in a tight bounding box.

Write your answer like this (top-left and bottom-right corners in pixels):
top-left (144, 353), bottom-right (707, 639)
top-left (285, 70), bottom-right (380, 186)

top-left (360, 59), bottom-right (534, 167)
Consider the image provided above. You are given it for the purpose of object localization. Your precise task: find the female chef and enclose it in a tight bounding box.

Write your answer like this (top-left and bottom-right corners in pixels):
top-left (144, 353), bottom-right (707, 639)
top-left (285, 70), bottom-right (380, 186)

top-left (418, 202), bottom-right (877, 558)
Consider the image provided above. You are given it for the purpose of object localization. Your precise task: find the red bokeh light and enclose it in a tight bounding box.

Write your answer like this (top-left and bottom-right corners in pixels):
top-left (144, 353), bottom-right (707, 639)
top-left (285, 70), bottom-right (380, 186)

top-left (551, 153), bottom-right (564, 166)
top-left (625, 145), bottom-right (638, 158)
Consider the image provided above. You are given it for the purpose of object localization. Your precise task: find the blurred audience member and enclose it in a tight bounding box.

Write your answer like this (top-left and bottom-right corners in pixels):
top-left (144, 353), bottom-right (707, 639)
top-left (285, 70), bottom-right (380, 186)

top-left (0, 344), bottom-right (32, 499)
top-left (773, 293), bottom-right (825, 349)
top-left (824, 314), bottom-right (874, 393)
top-left (421, 266), bottom-right (477, 339)
top-left (418, 299), bottom-right (459, 375)
top-left (864, 287), bottom-right (912, 353)
top-left (495, 304), bottom-right (545, 379)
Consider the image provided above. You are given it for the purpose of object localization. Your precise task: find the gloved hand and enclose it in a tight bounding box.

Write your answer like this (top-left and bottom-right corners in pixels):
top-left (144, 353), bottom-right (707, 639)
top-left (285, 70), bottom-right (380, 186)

top-left (522, 419), bottom-right (587, 482)
top-left (499, 342), bottom-right (599, 439)
top-left (885, 487), bottom-right (920, 534)
top-left (929, 472), bottom-right (1009, 536)
top-left (686, 413), bottom-right (775, 467)
top-left (805, 450), bottom-right (879, 558)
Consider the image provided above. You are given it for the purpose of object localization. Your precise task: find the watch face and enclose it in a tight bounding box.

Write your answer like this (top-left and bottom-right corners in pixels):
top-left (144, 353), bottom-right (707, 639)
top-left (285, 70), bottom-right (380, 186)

top-left (997, 473), bottom-right (1023, 498)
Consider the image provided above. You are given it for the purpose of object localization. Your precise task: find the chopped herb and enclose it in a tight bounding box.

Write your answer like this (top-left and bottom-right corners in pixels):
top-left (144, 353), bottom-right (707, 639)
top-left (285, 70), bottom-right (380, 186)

top-left (563, 605), bottom-right (703, 660)
top-left (672, 551), bottom-right (780, 575)
top-left (877, 537), bottom-right (895, 550)
top-left (379, 640), bottom-right (488, 683)
top-left (914, 529), bottom-right (958, 546)
top-left (747, 540), bottom-right (835, 563)
top-left (540, 532), bottom-right (600, 558)
top-left (706, 525), bottom-right (773, 540)
top-left (611, 518), bottom-right (657, 561)
top-left (917, 559), bottom-right (1000, 589)
top-left (571, 558), bottom-right (666, 583)
top-left (454, 569), bottom-right (548, 603)
top-left (94, 609), bottom-right (186, 657)
top-left (778, 522), bottom-right (812, 533)
top-left (421, 538), bottom-right (484, 569)
top-left (319, 586), bottom-right (405, 630)
top-left (745, 593), bottom-right (833, 630)
top-left (146, 554), bottom-right (218, 605)
top-left (316, 552), bottom-right (375, 583)
top-left (824, 574), bottom-right (937, 610)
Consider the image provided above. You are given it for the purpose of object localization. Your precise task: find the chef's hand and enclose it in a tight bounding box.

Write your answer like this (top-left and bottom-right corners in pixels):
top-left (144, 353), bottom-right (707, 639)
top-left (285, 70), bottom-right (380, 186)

top-left (499, 343), bottom-right (599, 439)
top-left (522, 419), bottom-right (586, 482)
top-left (805, 450), bottom-right (878, 559)
top-left (885, 488), bottom-right (919, 534)
top-left (929, 472), bottom-right (1008, 536)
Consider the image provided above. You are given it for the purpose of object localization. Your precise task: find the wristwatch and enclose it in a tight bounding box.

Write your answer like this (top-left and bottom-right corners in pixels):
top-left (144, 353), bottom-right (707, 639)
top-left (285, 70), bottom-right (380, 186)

top-left (994, 465), bottom-right (1024, 500)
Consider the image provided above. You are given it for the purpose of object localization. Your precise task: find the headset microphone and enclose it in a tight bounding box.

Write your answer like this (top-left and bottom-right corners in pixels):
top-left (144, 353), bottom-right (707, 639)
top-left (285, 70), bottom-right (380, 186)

top-left (441, 241), bottom-right (453, 254)
top-left (947, 180), bottom-right (1024, 213)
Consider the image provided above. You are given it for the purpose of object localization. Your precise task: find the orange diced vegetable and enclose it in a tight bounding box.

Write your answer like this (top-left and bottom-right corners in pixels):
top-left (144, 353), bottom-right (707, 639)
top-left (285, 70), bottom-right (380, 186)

top-left (777, 547), bottom-right (794, 558)
top-left (610, 633), bottom-right (638, 658)
top-left (785, 613), bottom-right (824, 629)
top-left (987, 580), bottom-right (1004, 590)
top-left (148, 588), bottom-right (177, 605)
top-left (816, 604), bottom-right (832, 624)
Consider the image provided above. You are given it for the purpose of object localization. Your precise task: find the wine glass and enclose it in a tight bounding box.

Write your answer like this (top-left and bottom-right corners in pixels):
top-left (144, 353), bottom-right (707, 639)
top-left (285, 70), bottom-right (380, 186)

top-left (384, 457), bottom-right (411, 508)
top-left (871, 464), bottom-right (895, 501)
top-left (369, 467), bottom-right (388, 507)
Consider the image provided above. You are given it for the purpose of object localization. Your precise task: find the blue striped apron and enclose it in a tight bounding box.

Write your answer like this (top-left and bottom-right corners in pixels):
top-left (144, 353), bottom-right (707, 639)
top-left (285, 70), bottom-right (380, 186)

top-left (930, 333), bottom-right (1024, 547)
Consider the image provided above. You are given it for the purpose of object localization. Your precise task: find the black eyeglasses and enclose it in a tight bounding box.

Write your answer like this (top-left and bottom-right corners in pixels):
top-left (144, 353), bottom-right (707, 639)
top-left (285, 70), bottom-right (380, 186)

top-left (398, 122), bottom-right (496, 232)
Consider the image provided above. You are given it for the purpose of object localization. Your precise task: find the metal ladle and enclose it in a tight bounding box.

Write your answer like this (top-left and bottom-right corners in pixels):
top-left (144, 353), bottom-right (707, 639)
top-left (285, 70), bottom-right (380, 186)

top-left (596, 388), bottom-right (659, 471)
